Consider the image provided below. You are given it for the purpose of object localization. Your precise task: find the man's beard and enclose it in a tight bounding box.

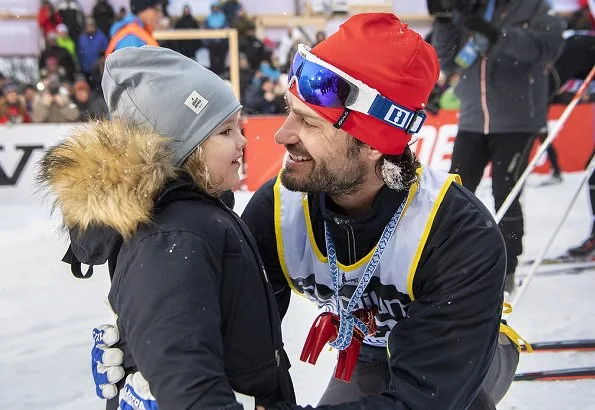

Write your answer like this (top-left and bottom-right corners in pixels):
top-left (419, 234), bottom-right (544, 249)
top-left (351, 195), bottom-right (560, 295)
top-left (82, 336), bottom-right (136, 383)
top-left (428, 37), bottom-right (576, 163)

top-left (280, 142), bottom-right (368, 195)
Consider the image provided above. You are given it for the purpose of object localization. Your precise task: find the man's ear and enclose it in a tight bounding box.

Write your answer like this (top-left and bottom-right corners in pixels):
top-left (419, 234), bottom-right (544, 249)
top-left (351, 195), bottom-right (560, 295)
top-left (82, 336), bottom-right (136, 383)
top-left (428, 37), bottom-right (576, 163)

top-left (363, 145), bottom-right (383, 162)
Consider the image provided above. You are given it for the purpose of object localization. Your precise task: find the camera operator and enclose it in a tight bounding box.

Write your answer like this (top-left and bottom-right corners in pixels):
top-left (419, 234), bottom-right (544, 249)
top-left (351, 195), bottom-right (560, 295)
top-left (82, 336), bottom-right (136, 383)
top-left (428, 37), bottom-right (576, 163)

top-left (31, 79), bottom-right (80, 123)
top-left (430, 0), bottom-right (566, 293)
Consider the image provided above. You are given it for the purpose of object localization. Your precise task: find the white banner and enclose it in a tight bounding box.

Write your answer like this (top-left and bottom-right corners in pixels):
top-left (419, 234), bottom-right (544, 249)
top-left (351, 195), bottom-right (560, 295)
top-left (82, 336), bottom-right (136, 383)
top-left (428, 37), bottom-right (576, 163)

top-left (0, 124), bottom-right (74, 205)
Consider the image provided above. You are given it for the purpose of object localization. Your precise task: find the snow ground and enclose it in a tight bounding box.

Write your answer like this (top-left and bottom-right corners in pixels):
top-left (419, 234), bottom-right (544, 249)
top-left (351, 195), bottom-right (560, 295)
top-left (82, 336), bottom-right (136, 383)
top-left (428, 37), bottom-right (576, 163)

top-left (1, 173), bottom-right (594, 409)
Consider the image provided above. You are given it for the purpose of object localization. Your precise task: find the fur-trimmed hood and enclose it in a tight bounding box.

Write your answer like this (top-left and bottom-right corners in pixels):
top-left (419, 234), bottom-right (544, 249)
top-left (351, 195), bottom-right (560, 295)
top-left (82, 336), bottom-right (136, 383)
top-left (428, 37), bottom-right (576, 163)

top-left (38, 119), bottom-right (178, 239)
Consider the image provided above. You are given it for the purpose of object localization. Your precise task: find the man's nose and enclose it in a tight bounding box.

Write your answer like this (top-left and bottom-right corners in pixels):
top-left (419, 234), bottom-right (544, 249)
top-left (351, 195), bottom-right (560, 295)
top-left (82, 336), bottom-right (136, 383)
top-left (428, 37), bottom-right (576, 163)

top-left (274, 115), bottom-right (301, 146)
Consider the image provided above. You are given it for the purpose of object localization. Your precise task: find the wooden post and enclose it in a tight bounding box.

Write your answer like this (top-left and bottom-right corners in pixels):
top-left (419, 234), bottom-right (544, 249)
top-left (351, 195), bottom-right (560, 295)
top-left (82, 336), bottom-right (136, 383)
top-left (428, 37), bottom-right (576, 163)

top-left (227, 28), bottom-right (240, 101)
top-left (152, 28), bottom-right (241, 99)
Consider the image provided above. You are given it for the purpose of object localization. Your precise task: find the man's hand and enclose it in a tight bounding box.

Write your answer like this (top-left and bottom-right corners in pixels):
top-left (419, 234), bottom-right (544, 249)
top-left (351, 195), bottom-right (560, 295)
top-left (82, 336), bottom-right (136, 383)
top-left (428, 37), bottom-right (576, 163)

top-left (92, 324), bottom-right (125, 399)
top-left (464, 16), bottom-right (500, 44)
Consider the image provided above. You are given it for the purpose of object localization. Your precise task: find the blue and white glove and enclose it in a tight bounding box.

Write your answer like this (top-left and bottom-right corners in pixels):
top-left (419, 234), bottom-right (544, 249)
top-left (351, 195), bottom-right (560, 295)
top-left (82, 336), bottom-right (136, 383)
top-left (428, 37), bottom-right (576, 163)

top-left (118, 372), bottom-right (158, 410)
top-left (92, 325), bottom-right (255, 410)
top-left (117, 373), bottom-right (255, 410)
top-left (92, 324), bottom-right (125, 399)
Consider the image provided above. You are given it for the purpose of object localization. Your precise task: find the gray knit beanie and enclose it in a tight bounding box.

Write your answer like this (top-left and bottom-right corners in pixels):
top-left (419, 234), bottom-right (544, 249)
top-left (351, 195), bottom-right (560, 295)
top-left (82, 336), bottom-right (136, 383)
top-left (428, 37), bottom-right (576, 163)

top-left (102, 46), bottom-right (241, 166)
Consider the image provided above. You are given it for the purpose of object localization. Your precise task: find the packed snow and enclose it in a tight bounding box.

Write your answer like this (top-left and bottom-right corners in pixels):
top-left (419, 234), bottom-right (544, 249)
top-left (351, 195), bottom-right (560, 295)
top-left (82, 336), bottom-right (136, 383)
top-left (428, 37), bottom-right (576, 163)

top-left (1, 173), bottom-right (594, 409)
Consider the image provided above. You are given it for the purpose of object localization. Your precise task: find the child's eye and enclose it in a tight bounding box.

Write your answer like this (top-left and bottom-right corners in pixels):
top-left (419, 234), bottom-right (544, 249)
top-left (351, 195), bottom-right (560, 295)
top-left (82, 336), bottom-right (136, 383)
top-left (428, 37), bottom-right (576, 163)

top-left (221, 128), bottom-right (232, 135)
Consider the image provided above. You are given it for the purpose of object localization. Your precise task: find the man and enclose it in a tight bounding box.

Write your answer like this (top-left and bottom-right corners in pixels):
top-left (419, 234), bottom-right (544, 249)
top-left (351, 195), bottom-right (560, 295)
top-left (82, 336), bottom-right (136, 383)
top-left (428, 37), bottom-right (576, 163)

top-left (54, 0), bottom-right (85, 43)
top-left (39, 32), bottom-right (76, 82)
top-left (104, 0), bottom-right (161, 55)
top-left (77, 17), bottom-right (109, 78)
top-left (91, 13), bottom-right (521, 410)
top-left (71, 77), bottom-right (109, 121)
top-left (55, 23), bottom-right (79, 69)
top-left (172, 5), bottom-right (201, 59)
top-left (92, 0), bottom-right (116, 38)
top-left (242, 13), bottom-right (519, 410)
top-left (31, 79), bottom-right (79, 123)
top-left (431, 0), bottom-right (566, 292)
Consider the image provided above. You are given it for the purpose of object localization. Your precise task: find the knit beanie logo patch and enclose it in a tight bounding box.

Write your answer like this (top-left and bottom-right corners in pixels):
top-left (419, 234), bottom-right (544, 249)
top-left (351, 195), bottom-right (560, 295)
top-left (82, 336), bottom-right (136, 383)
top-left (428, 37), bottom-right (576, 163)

top-left (184, 90), bottom-right (209, 115)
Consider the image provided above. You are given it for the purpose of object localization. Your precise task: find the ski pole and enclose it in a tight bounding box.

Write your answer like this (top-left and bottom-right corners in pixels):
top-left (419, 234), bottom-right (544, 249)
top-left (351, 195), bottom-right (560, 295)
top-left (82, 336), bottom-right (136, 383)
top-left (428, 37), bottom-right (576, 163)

top-left (521, 338), bottom-right (595, 353)
top-left (509, 154), bottom-right (595, 310)
top-left (495, 64), bottom-right (595, 224)
top-left (515, 366), bottom-right (595, 381)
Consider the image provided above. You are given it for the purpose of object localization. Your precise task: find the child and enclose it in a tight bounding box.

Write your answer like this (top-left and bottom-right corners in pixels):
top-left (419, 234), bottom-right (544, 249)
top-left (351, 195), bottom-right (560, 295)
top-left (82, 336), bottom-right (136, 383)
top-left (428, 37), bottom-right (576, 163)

top-left (38, 46), bottom-right (294, 409)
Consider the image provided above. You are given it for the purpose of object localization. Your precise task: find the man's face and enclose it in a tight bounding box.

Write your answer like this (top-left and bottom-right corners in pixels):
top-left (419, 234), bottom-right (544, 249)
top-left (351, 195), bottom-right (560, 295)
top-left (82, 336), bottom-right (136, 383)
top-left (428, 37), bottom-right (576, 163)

top-left (75, 88), bottom-right (89, 103)
top-left (139, 4), bottom-right (163, 29)
top-left (86, 22), bottom-right (96, 34)
top-left (5, 91), bottom-right (18, 105)
top-left (275, 92), bottom-right (369, 195)
top-left (24, 88), bottom-right (36, 101)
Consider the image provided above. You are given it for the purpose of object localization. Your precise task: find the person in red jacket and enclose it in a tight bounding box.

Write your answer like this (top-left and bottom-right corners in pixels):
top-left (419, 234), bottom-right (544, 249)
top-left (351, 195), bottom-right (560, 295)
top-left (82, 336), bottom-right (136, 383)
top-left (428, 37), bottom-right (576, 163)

top-left (0, 84), bottom-right (31, 124)
top-left (38, 0), bottom-right (64, 38)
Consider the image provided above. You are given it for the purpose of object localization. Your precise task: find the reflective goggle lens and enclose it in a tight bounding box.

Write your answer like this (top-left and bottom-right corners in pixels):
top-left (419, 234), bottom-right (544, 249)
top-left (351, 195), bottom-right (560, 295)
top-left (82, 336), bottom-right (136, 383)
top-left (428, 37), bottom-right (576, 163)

top-left (289, 50), bottom-right (352, 109)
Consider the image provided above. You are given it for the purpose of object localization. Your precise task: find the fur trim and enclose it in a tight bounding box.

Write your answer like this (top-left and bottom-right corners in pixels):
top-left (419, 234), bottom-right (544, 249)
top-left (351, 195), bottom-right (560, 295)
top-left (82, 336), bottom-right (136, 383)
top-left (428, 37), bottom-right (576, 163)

top-left (38, 119), bottom-right (177, 239)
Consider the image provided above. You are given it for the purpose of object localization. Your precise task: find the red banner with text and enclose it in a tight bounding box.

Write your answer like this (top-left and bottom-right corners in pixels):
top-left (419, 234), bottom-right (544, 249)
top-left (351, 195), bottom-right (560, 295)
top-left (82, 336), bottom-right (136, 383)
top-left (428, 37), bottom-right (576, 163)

top-left (243, 104), bottom-right (595, 191)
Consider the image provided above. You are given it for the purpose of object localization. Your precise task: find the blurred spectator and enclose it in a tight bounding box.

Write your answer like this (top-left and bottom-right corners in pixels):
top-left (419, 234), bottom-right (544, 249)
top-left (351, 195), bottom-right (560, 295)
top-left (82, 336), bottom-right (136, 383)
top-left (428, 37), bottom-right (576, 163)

top-left (0, 84), bottom-right (31, 124)
top-left (55, 0), bottom-right (85, 43)
top-left (78, 17), bottom-right (109, 77)
top-left (239, 23), bottom-right (269, 70)
top-left (258, 60), bottom-right (280, 82)
top-left (0, 73), bottom-right (7, 97)
top-left (56, 24), bottom-right (79, 68)
top-left (275, 28), bottom-right (301, 71)
top-left (173, 5), bottom-right (201, 59)
top-left (39, 32), bottom-right (76, 82)
top-left (313, 30), bottom-right (326, 46)
top-left (31, 79), bottom-right (79, 123)
top-left (549, 31), bottom-right (595, 104)
top-left (22, 84), bottom-right (38, 113)
top-left (205, 3), bottom-right (228, 75)
top-left (105, 0), bottom-right (161, 55)
top-left (567, 0), bottom-right (595, 29)
top-left (231, 8), bottom-right (253, 37)
top-left (116, 6), bottom-right (127, 21)
top-left (243, 76), bottom-right (284, 114)
top-left (432, 0), bottom-right (566, 292)
top-left (71, 78), bottom-right (109, 120)
top-left (40, 56), bottom-right (69, 86)
top-left (160, 0), bottom-right (170, 17)
top-left (92, 0), bottom-right (116, 38)
top-left (88, 54), bottom-right (107, 94)
top-left (239, 53), bottom-right (255, 97)
top-left (221, 0), bottom-right (242, 26)
top-left (38, 0), bottom-right (64, 38)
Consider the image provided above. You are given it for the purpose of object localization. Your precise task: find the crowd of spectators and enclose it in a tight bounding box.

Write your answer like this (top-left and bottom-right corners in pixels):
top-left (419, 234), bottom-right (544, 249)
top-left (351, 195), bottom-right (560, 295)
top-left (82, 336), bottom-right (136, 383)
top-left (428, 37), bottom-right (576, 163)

top-left (0, 0), bottom-right (331, 124)
top-left (7, 0), bottom-right (591, 125)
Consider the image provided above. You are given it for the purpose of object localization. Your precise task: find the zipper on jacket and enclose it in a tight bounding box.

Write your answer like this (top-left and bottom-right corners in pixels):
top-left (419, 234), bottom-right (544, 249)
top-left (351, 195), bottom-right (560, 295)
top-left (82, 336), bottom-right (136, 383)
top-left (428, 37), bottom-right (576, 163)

top-left (334, 217), bottom-right (356, 266)
top-left (480, 56), bottom-right (490, 135)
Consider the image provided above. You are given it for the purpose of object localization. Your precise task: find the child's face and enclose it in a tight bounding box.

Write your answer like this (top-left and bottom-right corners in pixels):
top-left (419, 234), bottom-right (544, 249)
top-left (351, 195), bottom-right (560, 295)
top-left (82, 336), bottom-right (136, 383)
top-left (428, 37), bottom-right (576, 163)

top-left (202, 111), bottom-right (246, 194)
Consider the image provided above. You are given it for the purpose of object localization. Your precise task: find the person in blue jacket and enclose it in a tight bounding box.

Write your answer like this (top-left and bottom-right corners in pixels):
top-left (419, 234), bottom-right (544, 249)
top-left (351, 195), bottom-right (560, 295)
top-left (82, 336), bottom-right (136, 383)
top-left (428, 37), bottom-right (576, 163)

top-left (104, 0), bottom-right (161, 55)
top-left (77, 17), bottom-right (109, 77)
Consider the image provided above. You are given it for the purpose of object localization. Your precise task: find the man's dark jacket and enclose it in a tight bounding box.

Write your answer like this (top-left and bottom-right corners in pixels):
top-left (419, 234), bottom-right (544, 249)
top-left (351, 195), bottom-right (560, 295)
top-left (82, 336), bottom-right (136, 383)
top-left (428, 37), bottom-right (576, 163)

top-left (242, 176), bottom-right (506, 409)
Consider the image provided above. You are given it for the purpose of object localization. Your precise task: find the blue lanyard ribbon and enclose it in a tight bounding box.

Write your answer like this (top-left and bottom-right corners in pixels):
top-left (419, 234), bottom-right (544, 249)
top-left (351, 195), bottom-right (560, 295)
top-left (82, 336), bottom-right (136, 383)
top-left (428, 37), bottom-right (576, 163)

top-left (324, 199), bottom-right (406, 350)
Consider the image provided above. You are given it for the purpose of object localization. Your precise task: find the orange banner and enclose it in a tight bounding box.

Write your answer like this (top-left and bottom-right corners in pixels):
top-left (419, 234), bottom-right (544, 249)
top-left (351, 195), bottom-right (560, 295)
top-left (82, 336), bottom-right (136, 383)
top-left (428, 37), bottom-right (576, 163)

top-left (244, 104), bottom-right (595, 191)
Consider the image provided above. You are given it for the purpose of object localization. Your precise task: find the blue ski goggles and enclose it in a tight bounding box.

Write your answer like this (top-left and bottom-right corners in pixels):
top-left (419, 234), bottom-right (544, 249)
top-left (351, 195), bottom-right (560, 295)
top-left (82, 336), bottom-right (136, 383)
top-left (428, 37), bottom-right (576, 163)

top-left (288, 44), bottom-right (427, 134)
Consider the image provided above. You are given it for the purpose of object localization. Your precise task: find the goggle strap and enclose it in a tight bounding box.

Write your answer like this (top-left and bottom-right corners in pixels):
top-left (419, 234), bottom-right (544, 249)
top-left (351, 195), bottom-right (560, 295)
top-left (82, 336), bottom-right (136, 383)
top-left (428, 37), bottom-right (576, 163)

top-left (333, 108), bottom-right (352, 129)
top-left (368, 95), bottom-right (427, 135)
